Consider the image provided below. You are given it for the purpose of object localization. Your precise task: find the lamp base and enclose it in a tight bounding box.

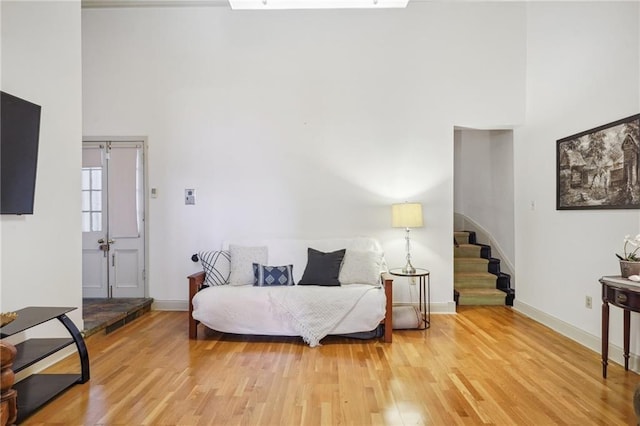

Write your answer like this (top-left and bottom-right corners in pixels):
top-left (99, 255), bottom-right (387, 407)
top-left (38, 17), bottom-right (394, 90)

top-left (402, 262), bottom-right (416, 275)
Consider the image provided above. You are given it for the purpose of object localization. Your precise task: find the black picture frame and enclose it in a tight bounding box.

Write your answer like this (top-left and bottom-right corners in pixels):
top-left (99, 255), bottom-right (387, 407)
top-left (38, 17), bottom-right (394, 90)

top-left (557, 114), bottom-right (640, 210)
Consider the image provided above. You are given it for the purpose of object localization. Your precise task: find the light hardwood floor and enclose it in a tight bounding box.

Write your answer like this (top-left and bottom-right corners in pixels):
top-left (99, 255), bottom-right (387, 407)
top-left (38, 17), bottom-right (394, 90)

top-left (22, 306), bottom-right (639, 425)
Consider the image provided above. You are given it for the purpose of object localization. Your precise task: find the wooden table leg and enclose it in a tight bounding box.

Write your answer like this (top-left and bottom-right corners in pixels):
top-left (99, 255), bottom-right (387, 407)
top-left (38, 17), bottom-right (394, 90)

top-left (602, 301), bottom-right (609, 378)
top-left (624, 309), bottom-right (631, 370)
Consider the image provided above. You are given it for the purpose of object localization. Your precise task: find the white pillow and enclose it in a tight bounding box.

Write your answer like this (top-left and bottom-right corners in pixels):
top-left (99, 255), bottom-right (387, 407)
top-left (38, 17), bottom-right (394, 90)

top-left (339, 249), bottom-right (383, 286)
top-left (228, 245), bottom-right (268, 286)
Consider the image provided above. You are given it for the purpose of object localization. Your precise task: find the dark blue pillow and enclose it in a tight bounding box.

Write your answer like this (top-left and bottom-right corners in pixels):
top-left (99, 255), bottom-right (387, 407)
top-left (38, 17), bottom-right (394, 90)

top-left (253, 263), bottom-right (295, 286)
top-left (298, 248), bottom-right (346, 286)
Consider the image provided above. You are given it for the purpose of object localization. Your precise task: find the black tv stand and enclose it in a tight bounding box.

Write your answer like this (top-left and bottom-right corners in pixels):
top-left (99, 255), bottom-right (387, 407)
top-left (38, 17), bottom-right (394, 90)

top-left (0, 306), bottom-right (90, 423)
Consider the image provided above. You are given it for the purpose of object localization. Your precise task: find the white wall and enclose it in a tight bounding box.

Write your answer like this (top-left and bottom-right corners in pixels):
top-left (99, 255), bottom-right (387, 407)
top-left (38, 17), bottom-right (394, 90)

top-left (514, 1), bottom-right (640, 364)
top-left (454, 129), bottom-right (515, 268)
top-left (82, 2), bottom-right (527, 311)
top-left (1, 1), bottom-right (83, 332)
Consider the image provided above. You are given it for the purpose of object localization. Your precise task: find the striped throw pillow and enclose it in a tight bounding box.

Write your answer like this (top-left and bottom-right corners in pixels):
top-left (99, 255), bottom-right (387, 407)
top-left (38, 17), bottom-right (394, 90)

top-left (198, 250), bottom-right (231, 286)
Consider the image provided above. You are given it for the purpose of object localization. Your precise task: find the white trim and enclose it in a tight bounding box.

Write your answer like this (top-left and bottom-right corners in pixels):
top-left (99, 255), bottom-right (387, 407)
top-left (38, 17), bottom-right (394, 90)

top-left (81, 0), bottom-right (408, 10)
top-left (152, 300), bottom-right (189, 311)
top-left (395, 301), bottom-right (456, 314)
top-left (514, 300), bottom-right (640, 373)
top-left (229, 0), bottom-right (408, 9)
top-left (82, 0), bottom-right (229, 8)
top-left (431, 301), bottom-right (456, 314)
top-left (86, 0), bottom-right (598, 10)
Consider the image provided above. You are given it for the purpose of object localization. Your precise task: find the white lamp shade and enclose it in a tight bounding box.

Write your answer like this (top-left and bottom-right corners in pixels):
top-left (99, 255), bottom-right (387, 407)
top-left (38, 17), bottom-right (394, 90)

top-left (391, 203), bottom-right (423, 228)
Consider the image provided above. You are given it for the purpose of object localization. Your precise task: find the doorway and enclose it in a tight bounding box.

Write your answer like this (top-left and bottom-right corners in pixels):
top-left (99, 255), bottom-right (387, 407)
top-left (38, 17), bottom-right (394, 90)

top-left (453, 128), bottom-right (516, 284)
top-left (82, 140), bottom-right (146, 299)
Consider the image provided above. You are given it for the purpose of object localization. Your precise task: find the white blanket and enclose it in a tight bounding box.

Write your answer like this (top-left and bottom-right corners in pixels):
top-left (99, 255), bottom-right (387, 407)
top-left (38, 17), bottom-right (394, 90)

top-left (269, 285), bottom-right (375, 347)
top-left (192, 284), bottom-right (386, 341)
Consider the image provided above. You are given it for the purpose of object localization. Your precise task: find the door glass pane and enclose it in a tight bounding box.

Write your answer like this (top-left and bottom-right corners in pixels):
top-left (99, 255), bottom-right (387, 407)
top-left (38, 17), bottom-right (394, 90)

top-left (92, 169), bottom-right (102, 190)
top-left (92, 212), bottom-right (102, 232)
top-left (82, 166), bottom-right (103, 233)
top-left (82, 191), bottom-right (91, 211)
top-left (82, 170), bottom-right (91, 190)
top-left (91, 191), bottom-right (102, 211)
top-left (82, 212), bottom-right (91, 233)
top-left (108, 147), bottom-right (140, 237)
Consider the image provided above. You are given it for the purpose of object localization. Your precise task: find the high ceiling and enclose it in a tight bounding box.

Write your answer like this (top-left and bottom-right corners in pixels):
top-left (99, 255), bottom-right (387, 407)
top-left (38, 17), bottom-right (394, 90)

top-left (82, 0), bottom-right (230, 7)
top-left (80, 0), bottom-right (444, 8)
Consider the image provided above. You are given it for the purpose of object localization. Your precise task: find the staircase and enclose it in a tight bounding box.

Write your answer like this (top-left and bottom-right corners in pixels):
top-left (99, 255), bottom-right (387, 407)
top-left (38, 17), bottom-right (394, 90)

top-left (454, 231), bottom-right (515, 306)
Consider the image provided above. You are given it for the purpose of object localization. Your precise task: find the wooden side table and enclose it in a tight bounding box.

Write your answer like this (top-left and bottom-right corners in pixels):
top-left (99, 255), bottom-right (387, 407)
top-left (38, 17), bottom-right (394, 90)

top-left (599, 276), bottom-right (640, 378)
top-left (389, 268), bottom-right (430, 329)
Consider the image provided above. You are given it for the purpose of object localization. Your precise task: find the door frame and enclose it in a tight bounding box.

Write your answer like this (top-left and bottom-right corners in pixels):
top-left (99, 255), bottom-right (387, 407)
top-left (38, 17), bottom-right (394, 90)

top-left (83, 136), bottom-right (149, 298)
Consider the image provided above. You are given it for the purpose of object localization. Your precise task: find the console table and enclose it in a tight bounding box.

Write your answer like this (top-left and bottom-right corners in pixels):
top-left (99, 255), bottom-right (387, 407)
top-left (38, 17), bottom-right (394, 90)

top-left (599, 276), bottom-right (640, 378)
top-left (0, 307), bottom-right (90, 423)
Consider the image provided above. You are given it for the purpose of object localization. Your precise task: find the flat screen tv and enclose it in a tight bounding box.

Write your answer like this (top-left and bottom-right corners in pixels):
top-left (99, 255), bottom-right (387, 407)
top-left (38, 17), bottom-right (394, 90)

top-left (1, 91), bottom-right (41, 215)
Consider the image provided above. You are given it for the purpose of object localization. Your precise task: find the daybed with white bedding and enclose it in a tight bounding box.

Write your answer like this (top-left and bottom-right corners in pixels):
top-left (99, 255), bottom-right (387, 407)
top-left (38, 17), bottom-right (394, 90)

top-left (188, 237), bottom-right (393, 346)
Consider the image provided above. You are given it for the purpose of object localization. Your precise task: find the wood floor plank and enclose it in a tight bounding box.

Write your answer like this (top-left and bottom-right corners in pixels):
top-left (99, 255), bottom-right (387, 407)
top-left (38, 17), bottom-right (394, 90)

top-left (20, 306), bottom-right (640, 425)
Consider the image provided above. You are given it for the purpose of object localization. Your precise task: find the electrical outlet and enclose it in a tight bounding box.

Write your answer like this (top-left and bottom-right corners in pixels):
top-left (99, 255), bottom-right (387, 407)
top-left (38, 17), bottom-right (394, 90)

top-left (585, 295), bottom-right (592, 309)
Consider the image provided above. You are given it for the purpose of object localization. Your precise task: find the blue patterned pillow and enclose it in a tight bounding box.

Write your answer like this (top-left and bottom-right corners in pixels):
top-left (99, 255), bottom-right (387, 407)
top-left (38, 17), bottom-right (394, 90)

top-left (252, 263), bottom-right (295, 286)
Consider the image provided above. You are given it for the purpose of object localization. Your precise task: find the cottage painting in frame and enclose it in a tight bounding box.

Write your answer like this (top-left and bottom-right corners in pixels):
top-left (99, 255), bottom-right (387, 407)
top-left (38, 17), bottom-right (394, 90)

top-left (557, 114), bottom-right (640, 210)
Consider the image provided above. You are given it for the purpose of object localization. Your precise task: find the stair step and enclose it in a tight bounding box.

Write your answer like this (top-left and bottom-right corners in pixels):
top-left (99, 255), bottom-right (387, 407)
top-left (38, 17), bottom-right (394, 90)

top-left (455, 272), bottom-right (497, 289)
top-left (488, 258), bottom-right (502, 275)
top-left (454, 244), bottom-right (482, 258)
top-left (83, 298), bottom-right (153, 337)
top-left (496, 273), bottom-right (511, 290)
top-left (457, 288), bottom-right (506, 306)
top-left (454, 231), bottom-right (471, 245)
top-left (454, 257), bottom-right (489, 273)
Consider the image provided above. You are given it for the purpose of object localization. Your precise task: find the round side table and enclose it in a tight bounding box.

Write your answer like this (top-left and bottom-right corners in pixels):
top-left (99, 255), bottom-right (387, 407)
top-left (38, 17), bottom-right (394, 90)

top-left (389, 268), bottom-right (430, 329)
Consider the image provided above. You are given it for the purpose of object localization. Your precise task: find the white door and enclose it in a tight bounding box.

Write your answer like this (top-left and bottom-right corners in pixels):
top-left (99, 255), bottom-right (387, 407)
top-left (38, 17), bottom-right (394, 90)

top-left (82, 141), bottom-right (146, 298)
top-left (82, 143), bottom-right (108, 298)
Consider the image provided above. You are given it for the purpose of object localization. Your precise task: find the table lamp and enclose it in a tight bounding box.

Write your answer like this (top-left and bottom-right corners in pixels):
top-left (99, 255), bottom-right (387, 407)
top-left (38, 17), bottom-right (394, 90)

top-left (392, 202), bottom-right (423, 274)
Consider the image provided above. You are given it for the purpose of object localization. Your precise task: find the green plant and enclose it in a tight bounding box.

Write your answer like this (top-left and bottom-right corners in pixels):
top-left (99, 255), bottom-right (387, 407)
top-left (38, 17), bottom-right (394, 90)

top-left (617, 234), bottom-right (640, 261)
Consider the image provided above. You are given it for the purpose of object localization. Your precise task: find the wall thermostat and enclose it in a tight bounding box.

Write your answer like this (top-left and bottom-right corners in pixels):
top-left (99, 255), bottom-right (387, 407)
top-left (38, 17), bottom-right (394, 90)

top-left (185, 189), bottom-right (196, 205)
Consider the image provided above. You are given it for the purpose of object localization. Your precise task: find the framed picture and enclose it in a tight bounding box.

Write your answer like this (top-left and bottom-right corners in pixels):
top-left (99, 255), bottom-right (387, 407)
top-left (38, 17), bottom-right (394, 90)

top-left (557, 114), bottom-right (640, 210)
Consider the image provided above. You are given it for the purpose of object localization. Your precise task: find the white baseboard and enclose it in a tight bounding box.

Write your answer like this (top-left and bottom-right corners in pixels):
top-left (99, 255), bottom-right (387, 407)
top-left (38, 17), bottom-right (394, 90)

top-left (513, 300), bottom-right (639, 373)
top-left (432, 301), bottom-right (457, 314)
top-left (152, 300), bottom-right (189, 311)
top-left (395, 301), bottom-right (457, 314)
